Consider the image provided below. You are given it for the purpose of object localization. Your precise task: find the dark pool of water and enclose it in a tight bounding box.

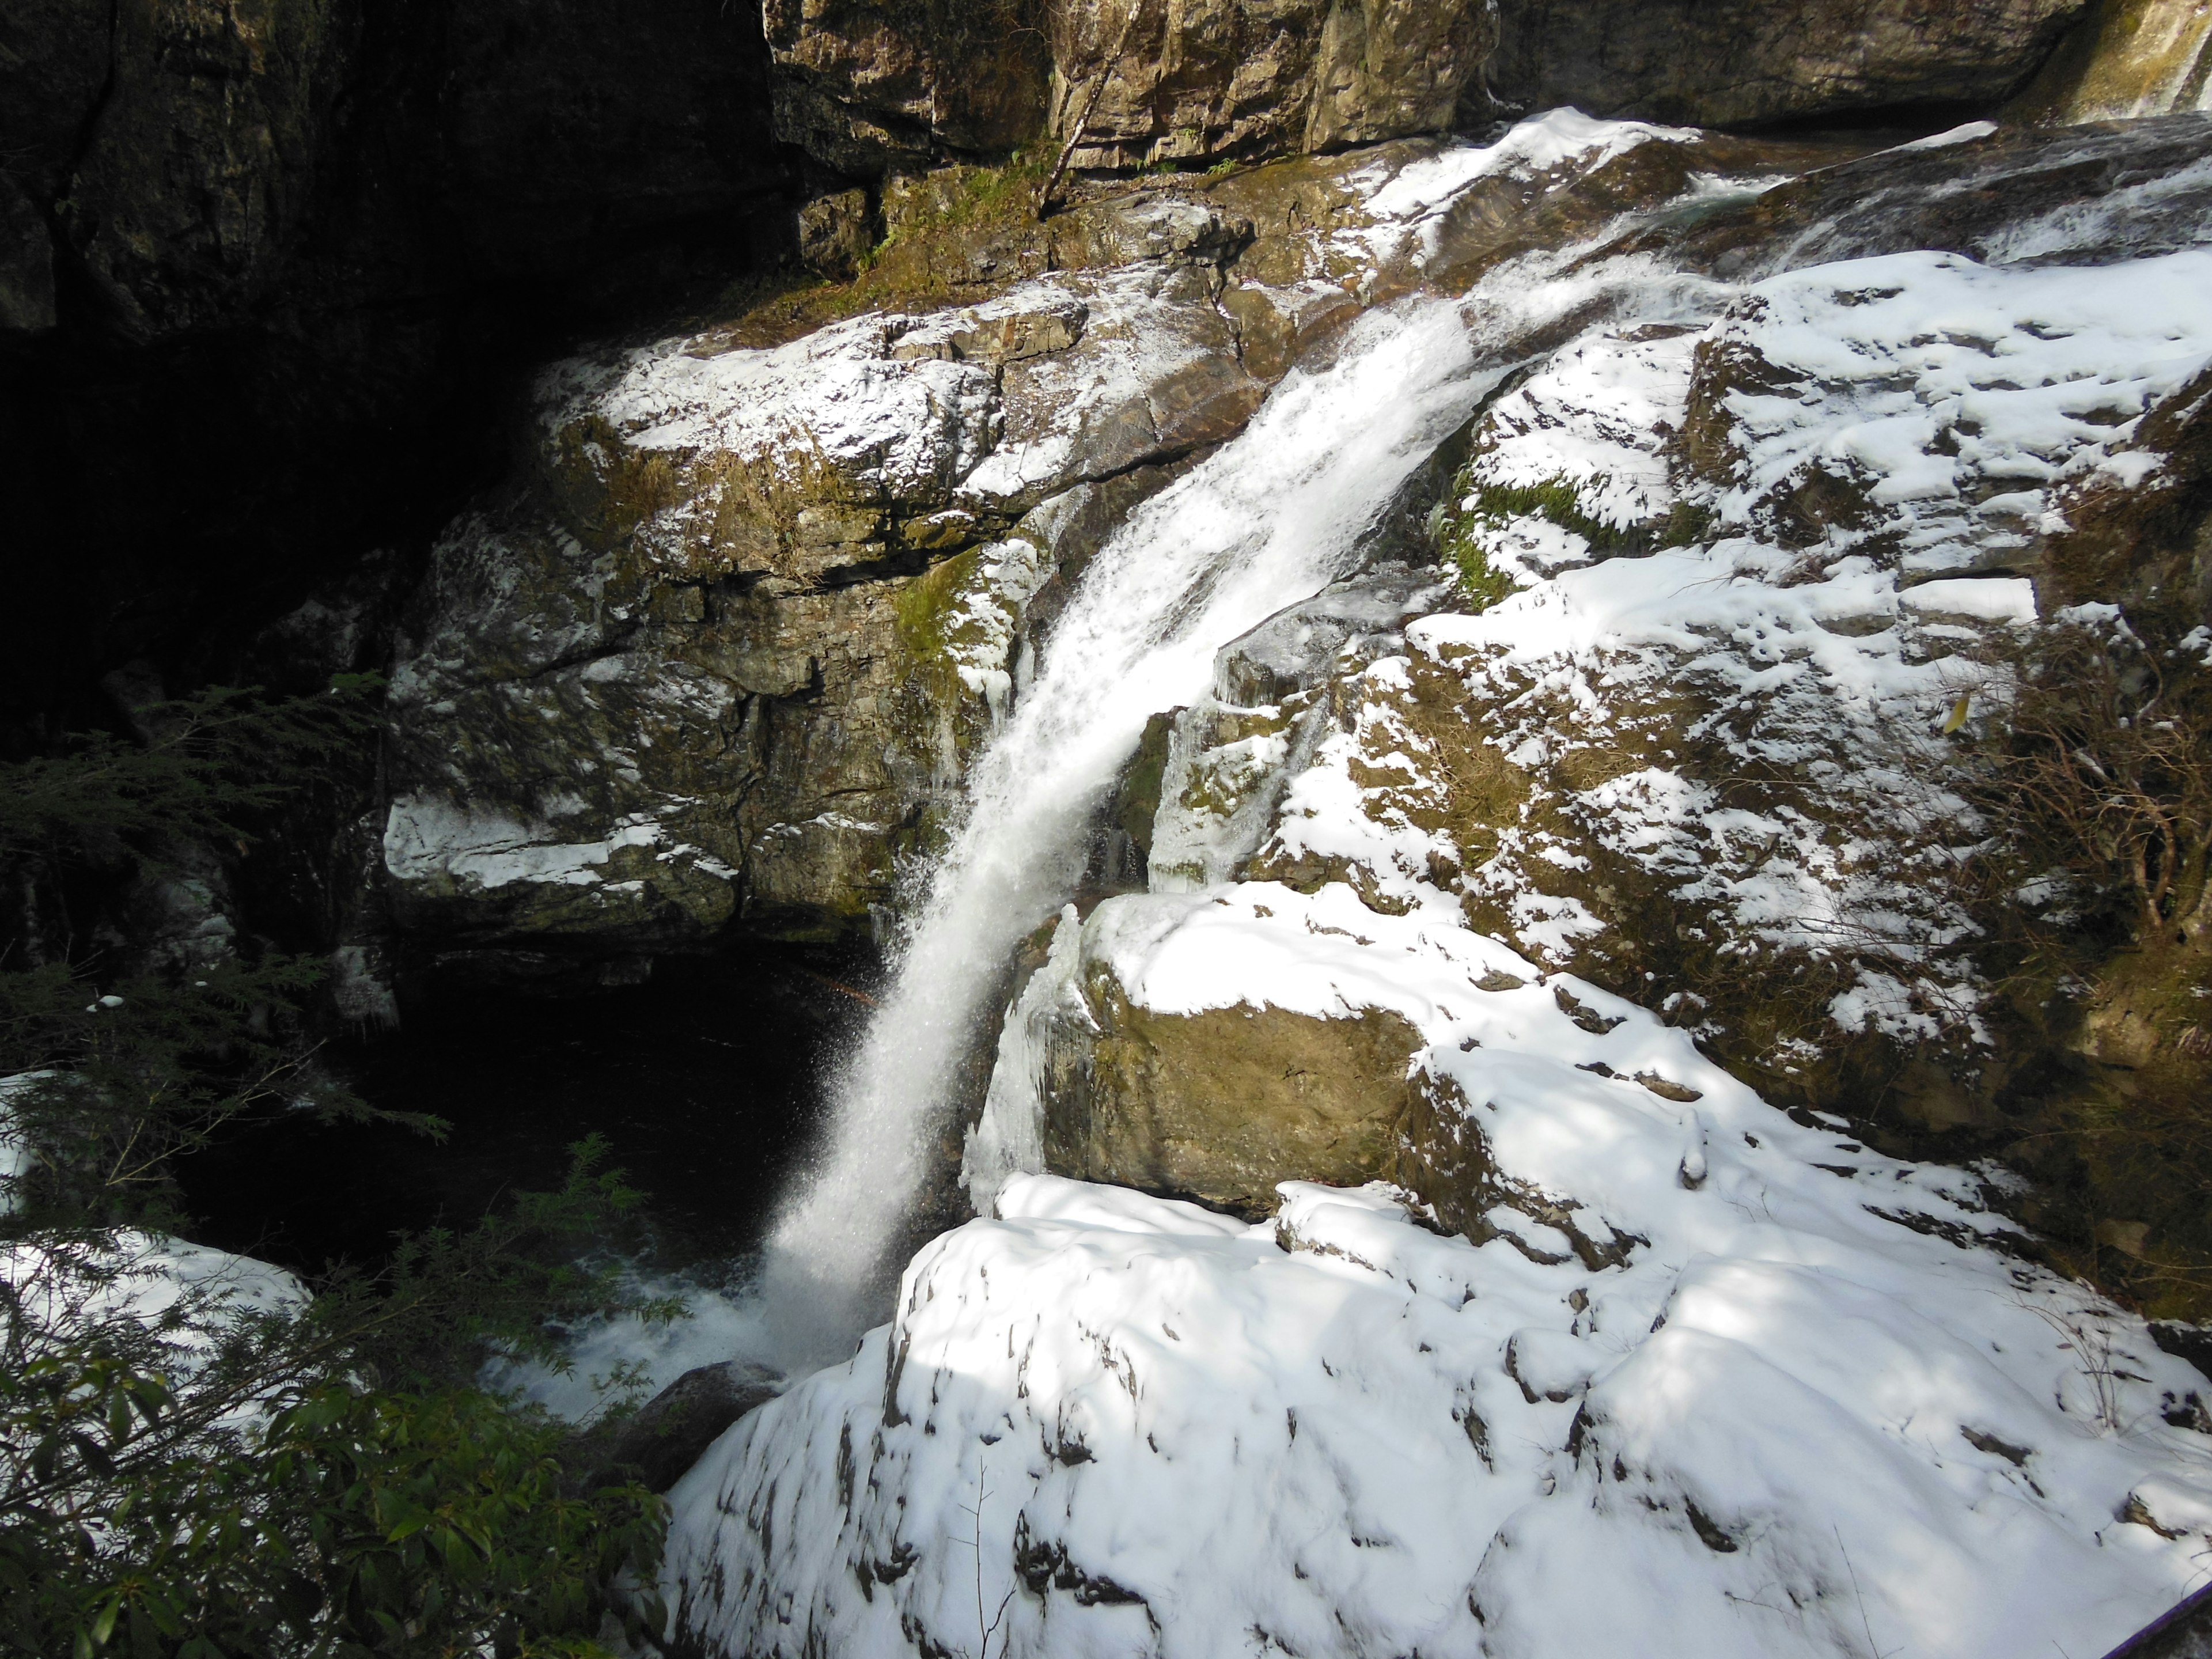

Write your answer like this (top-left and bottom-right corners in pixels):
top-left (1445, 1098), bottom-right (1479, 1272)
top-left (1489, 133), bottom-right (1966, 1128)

top-left (179, 946), bottom-right (874, 1279)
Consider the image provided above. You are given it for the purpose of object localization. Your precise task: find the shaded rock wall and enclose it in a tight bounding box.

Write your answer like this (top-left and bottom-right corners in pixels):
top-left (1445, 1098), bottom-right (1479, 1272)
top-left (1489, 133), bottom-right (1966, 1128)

top-left (1486, 0), bottom-right (2091, 127)
top-left (0, 0), bottom-right (791, 730)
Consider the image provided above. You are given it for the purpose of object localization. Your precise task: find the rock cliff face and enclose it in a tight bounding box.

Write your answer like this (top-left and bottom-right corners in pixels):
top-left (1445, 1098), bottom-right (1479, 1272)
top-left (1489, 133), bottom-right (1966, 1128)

top-left (971, 112), bottom-right (2212, 1298)
top-left (374, 116), bottom-right (1843, 966)
top-left (1486, 0), bottom-right (2090, 127)
top-left (756, 0), bottom-right (1496, 179)
top-left (1047, 0), bottom-right (1497, 169)
top-left (0, 0), bottom-right (784, 346)
top-left (3, 0), bottom-right (2134, 742)
top-left (762, 0), bottom-right (1054, 176)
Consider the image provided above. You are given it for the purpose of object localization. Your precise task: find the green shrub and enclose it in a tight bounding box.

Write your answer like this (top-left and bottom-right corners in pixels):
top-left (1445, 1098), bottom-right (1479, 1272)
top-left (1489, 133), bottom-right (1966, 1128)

top-left (0, 681), bottom-right (677, 1657)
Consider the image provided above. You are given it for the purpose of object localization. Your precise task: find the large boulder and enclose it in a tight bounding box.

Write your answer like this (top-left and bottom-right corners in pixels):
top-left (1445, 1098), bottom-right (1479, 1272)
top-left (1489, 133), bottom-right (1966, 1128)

top-left (1485, 0), bottom-right (2091, 128)
top-left (1029, 925), bottom-right (1436, 1214)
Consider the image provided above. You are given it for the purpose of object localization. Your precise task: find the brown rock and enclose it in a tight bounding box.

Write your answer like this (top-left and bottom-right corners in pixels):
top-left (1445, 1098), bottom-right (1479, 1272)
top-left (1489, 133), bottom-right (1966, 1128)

top-left (1047, 0), bottom-right (1494, 172)
top-left (1037, 964), bottom-right (1433, 1214)
top-left (762, 0), bottom-right (1053, 176)
top-left (800, 188), bottom-right (882, 278)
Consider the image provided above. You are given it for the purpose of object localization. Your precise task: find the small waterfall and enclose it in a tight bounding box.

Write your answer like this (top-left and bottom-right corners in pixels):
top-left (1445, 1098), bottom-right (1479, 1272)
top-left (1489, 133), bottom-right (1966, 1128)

top-left (2022, 0), bottom-right (2212, 121)
top-left (755, 296), bottom-right (1494, 1356)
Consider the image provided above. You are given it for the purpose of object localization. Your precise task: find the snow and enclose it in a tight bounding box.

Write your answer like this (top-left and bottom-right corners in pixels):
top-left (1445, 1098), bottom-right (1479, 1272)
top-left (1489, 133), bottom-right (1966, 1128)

top-left (940, 538), bottom-right (1052, 725)
top-left (2, 1229), bottom-right (308, 1363)
top-left (1900, 577), bottom-right (2039, 624)
top-left (1892, 120), bottom-right (2001, 152)
top-left (762, 293), bottom-right (1499, 1349)
top-left (681, 873), bottom-right (2212, 1658)
top-left (1358, 109), bottom-right (1698, 224)
top-left (544, 310), bottom-right (997, 506)
top-left (1277, 243), bottom-right (2212, 1048)
top-left (539, 264), bottom-right (1243, 532)
top-left (381, 791), bottom-right (684, 895)
top-left (1708, 251), bottom-right (2212, 562)
top-left (1457, 328), bottom-right (1696, 539)
top-left (1334, 109), bottom-right (1703, 282)
top-left (0, 1071), bottom-right (44, 1211)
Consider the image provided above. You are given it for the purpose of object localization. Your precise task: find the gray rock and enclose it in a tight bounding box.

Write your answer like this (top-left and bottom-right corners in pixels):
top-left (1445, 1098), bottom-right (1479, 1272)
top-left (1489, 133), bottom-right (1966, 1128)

top-left (1486, 0), bottom-right (2089, 129)
top-left (590, 1361), bottom-right (781, 1492)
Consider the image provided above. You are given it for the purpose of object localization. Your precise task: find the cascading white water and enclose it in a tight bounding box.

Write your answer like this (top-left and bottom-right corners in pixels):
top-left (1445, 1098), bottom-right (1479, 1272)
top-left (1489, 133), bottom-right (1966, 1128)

top-left (755, 296), bottom-right (1498, 1357)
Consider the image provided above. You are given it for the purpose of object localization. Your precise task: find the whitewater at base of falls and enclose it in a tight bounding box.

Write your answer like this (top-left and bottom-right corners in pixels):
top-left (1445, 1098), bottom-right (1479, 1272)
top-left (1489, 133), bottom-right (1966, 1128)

top-left (749, 297), bottom-right (1497, 1360)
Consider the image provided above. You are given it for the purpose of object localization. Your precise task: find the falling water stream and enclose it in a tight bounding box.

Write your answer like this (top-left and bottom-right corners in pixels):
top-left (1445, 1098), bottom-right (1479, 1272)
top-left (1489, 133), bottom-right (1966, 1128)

top-left (753, 295), bottom-right (1501, 1362)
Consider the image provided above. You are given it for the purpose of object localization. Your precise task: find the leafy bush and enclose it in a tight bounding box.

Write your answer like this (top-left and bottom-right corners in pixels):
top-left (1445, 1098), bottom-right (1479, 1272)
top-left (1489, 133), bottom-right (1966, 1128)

top-left (0, 1251), bottom-right (668, 1658)
top-left (0, 682), bottom-right (676, 1656)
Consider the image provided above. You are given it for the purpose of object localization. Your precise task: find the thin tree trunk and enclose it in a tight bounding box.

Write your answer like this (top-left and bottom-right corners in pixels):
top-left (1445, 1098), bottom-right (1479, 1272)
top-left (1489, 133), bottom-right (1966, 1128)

top-left (1039, 0), bottom-right (1150, 218)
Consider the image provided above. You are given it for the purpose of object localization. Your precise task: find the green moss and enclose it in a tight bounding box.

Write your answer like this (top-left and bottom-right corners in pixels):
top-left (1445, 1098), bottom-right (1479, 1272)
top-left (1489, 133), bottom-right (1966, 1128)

top-left (701, 150), bottom-right (1058, 348)
top-left (1465, 476), bottom-right (1622, 547)
top-left (883, 148), bottom-right (1053, 244)
top-left (1661, 498), bottom-right (1717, 548)
top-left (1433, 468), bottom-right (1649, 612)
top-left (893, 548), bottom-right (979, 683)
top-left (1116, 712), bottom-right (1175, 855)
top-left (1445, 535), bottom-right (1518, 612)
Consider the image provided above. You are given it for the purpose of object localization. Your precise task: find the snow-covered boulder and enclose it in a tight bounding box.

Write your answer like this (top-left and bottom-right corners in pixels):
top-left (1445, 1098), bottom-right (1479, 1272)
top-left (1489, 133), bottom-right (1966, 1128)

top-left (671, 1132), bottom-right (2212, 1659)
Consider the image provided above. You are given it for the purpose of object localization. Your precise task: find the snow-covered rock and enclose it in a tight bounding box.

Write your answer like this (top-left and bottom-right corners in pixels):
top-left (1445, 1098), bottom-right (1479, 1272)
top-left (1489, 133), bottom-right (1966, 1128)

top-left (672, 1130), bottom-right (2212, 1658)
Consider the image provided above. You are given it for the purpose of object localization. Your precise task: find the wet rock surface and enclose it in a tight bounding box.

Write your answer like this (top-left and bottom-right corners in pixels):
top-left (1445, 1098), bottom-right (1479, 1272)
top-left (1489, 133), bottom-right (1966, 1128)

top-left (589, 1361), bottom-right (783, 1493)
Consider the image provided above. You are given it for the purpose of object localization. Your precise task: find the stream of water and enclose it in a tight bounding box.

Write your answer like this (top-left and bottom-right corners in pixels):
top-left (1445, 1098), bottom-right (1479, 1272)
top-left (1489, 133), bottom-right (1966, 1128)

top-left (752, 295), bottom-right (1499, 1362)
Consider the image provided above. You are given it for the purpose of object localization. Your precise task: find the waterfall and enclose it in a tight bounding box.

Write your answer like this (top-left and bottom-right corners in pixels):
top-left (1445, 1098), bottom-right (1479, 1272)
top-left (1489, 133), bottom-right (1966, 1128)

top-left (755, 295), bottom-right (1495, 1358)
